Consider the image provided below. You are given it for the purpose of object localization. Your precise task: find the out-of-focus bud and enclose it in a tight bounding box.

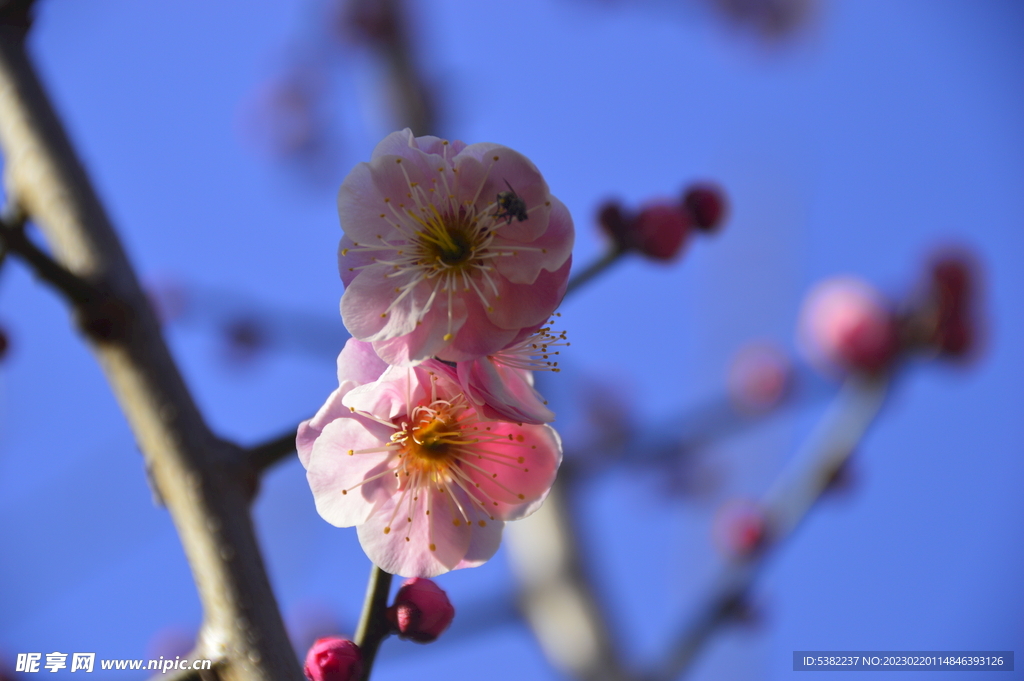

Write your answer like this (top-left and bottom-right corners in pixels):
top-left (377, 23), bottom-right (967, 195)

top-left (596, 200), bottom-right (633, 253)
top-left (631, 203), bottom-right (692, 261)
top-left (0, 325), bottom-right (10, 361)
top-left (682, 184), bottom-right (728, 233)
top-left (727, 342), bottom-right (792, 412)
top-left (303, 638), bottom-right (362, 681)
top-left (222, 316), bottom-right (269, 365)
top-left (929, 256), bottom-right (974, 358)
top-left (146, 626), bottom-right (194, 661)
top-left (713, 498), bottom-right (769, 558)
top-left (386, 578), bottom-right (455, 643)
top-left (799, 277), bottom-right (899, 375)
top-left (144, 275), bottom-right (190, 325)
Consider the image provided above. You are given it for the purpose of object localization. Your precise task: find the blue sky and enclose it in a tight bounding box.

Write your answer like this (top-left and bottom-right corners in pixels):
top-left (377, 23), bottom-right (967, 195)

top-left (1, 1), bottom-right (1021, 679)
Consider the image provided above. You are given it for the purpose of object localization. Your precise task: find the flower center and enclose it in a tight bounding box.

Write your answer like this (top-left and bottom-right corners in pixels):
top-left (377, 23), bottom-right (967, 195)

top-left (413, 208), bottom-right (480, 270)
top-left (395, 400), bottom-right (477, 474)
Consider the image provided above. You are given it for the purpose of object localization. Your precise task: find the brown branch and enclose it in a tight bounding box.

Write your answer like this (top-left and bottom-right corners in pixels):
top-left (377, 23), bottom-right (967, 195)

top-left (0, 24), bottom-right (302, 681)
top-left (354, 565), bottom-right (394, 681)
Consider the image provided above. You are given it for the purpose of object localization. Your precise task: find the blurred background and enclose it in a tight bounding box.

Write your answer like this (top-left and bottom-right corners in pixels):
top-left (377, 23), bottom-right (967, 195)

top-left (0, 0), bottom-right (1021, 679)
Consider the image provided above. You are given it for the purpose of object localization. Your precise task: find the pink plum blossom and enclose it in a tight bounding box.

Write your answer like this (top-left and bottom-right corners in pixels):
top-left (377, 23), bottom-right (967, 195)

top-left (337, 129), bottom-right (574, 366)
top-left (455, 321), bottom-right (568, 425)
top-left (298, 340), bottom-right (562, 578)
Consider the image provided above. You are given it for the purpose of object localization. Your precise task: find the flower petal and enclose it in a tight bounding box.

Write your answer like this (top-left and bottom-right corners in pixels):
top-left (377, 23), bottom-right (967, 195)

top-left (306, 418), bottom-right (398, 528)
top-left (457, 423), bottom-right (562, 521)
top-left (485, 258), bottom-right (571, 332)
top-left (340, 266), bottom-right (430, 342)
top-left (458, 358), bottom-right (554, 425)
top-left (336, 338), bottom-right (389, 390)
top-left (356, 485), bottom-right (473, 578)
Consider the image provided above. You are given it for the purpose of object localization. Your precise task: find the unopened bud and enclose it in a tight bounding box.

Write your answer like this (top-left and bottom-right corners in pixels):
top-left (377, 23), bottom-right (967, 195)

top-left (596, 200), bottom-right (633, 253)
top-left (303, 637), bottom-right (362, 681)
top-left (799, 277), bottom-right (898, 375)
top-left (387, 578), bottom-right (455, 643)
top-left (713, 499), bottom-right (769, 558)
top-left (930, 256), bottom-right (975, 357)
top-left (631, 203), bottom-right (691, 261)
top-left (727, 342), bottom-right (791, 412)
top-left (682, 184), bottom-right (727, 232)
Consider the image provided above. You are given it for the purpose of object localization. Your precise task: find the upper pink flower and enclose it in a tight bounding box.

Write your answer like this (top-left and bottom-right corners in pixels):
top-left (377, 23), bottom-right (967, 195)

top-left (299, 339), bottom-right (562, 578)
top-left (338, 129), bottom-right (574, 366)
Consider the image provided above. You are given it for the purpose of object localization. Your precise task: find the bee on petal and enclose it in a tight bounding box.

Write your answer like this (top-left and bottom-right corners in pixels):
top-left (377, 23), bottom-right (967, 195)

top-left (494, 180), bottom-right (529, 225)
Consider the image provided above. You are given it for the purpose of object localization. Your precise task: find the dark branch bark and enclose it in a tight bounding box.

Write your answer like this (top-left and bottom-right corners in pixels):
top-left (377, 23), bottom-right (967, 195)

top-left (249, 426), bottom-right (299, 475)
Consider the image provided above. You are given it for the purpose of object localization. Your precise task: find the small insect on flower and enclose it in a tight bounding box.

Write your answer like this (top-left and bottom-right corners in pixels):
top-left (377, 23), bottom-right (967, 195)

top-left (494, 180), bottom-right (529, 225)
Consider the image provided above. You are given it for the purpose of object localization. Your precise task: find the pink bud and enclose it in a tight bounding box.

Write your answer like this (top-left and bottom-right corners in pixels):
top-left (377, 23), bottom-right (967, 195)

top-left (727, 342), bottom-right (792, 412)
top-left (303, 637), bottom-right (362, 681)
top-left (713, 499), bottom-right (769, 558)
top-left (682, 184), bottom-right (728, 232)
top-left (631, 203), bottom-right (691, 261)
top-left (799, 277), bottom-right (898, 374)
top-left (386, 578), bottom-right (455, 643)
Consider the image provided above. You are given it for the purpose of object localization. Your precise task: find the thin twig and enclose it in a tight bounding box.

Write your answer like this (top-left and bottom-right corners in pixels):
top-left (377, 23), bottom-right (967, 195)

top-left (564, 247), bottom-right (626, 298)
top-left (354, 565), bottom-right (394, 681)
top-left (249, 426), bottom-right (299, 474)
top-left (0, 207), bottom-right (99, 305)
top-left (0, 24), bottom-right (302, 681)
top-left (649, 375), bottom-right (889, 681)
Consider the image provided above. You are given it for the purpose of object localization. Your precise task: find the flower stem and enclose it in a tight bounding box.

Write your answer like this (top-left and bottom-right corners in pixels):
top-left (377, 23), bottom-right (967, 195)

top-left (564, 247), bottom-right (626, 298)
top-left (354, 565), bottom-right (394, 681)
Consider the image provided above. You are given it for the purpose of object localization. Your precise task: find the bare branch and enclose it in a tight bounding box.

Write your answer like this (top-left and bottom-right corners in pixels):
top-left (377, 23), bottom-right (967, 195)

top-left (650, 375), bottom-right (889, 681)
top-left (249, 426), bottom-right (299, 475)
top-left (506, 479), bottom-right (632, 681)
top-left (0, 25), bottom-right (302, 681)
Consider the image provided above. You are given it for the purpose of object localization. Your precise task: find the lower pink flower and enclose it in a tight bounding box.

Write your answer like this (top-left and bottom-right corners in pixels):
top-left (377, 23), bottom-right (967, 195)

top-left (299, 340), bottom-right (562, 577)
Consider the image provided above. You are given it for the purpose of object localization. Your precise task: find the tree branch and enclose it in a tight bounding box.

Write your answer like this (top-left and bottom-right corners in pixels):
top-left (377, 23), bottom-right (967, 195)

top-left (0, 25), bottom-right (302, 681)
top-left (649, 375), bottom-right (889, 681)
top-left (249, 425), bottom-right (299, 475)
top-left (505, 478), bottom-right (632, 681)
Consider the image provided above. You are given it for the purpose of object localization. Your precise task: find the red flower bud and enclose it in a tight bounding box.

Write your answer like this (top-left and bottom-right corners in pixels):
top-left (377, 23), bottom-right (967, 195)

top-left (930, 256), bottom-right (975, 357)
top-left (631, 203), bottom-right (691, 261)
top-left (386, 578), bottom-right (455, 643)
top-left (303, 637), bottom-right (362, 681)
top-left (596, 200), bottom-right (633, 253)
top-left (682, 184), bottom-right (727, 232)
